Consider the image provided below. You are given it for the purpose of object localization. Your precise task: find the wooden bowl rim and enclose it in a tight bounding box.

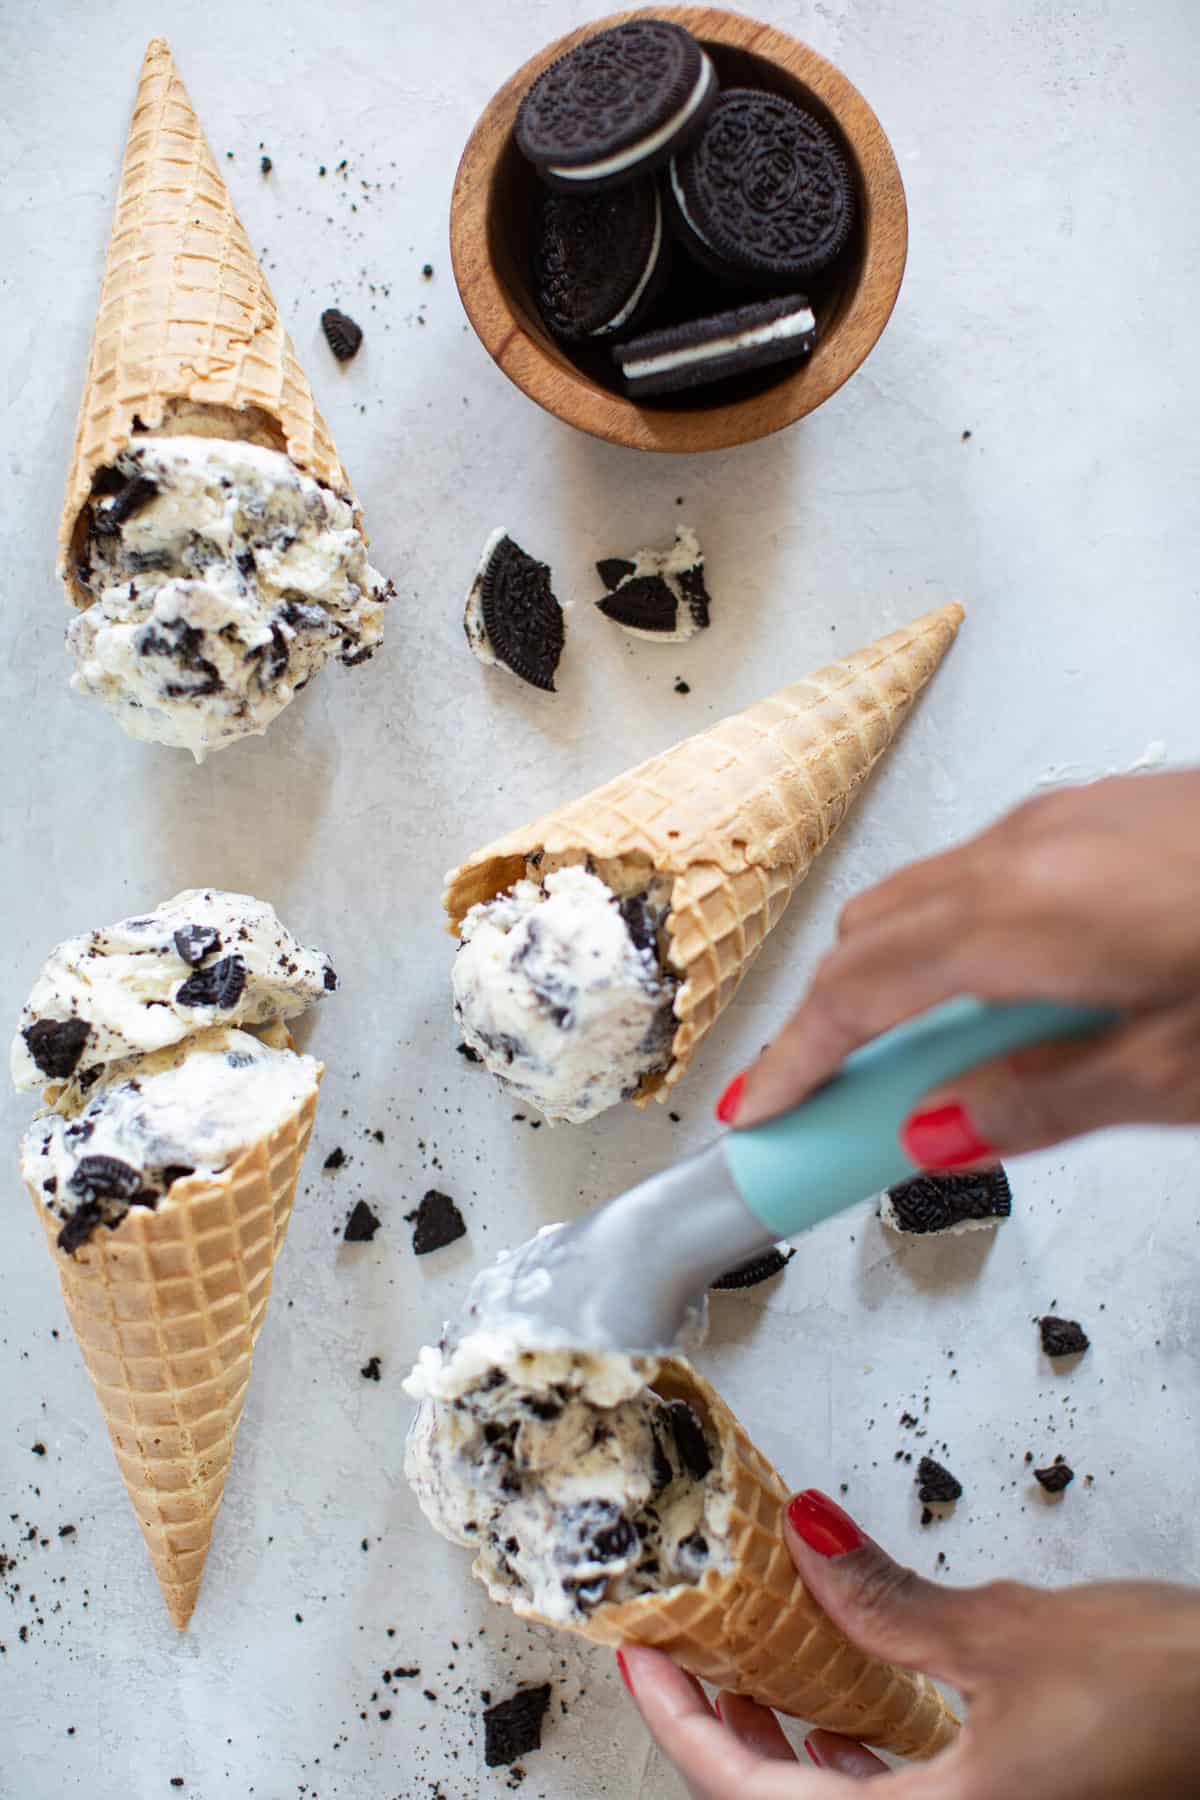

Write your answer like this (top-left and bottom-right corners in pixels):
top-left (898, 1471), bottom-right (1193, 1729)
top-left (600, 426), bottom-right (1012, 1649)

top-left (450, 4), bottom-right (908, 454)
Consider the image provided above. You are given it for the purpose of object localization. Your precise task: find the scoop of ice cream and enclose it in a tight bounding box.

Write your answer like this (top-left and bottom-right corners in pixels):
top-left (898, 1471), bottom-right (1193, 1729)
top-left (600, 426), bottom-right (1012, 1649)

top-left (67, 436), bottom-right (391, 758)
top-left (452, 865), bottom-right (677, 1123)
top-left (11, 889), bottom-right (336, 1092)
top-left (22, 1024), bottom-right (321, 1252)
top-left (404, 1330), bottom-right (729, 1624)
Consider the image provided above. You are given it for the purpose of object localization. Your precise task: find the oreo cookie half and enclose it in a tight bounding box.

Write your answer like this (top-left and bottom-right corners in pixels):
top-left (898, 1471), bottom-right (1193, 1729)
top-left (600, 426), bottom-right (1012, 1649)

top-left (615, 293), bottom-right (815, 399)
top-left (534, 179), bottom-right (666, 342)
top-left (882, 1167), bottom-right (1012, 1237)
top-left (516, 20), bottom-right (717, 192)
top-left (670, 89), bottom-right (855, 284)
top-left (464, 530), bottom-right (565, 691)
top-left (595, 525), bottom-right (710, 641)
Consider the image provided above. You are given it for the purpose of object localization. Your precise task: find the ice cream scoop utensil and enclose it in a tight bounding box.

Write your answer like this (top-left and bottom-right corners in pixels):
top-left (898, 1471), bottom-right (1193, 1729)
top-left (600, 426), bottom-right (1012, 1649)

top-left (459, 998), bottom-right (1114, 1354)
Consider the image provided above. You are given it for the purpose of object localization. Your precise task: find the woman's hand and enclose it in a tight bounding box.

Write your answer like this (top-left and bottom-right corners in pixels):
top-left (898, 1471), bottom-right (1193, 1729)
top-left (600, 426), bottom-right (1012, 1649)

top-left (619, 1489), bottom-right (1200, 1798)
top-left (725, 772), bottom-right (1200, 1162)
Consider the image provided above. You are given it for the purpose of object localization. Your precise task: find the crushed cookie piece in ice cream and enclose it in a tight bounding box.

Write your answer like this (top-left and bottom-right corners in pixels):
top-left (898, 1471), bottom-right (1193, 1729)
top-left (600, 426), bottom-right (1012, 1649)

top-left (68, 436), bottom-right (391, 758)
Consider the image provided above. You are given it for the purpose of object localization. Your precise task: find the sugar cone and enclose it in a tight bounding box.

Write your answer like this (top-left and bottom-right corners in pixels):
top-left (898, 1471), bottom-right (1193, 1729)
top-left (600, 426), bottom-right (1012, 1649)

top-left (29, 1074), bottom-right (320, 1628)
top-left (445, 604), bottom-right (964, 1102)
top-left (518, 1359), bottom-right (959, 1759)
top-left (58, 38), bottom-right (354, 603)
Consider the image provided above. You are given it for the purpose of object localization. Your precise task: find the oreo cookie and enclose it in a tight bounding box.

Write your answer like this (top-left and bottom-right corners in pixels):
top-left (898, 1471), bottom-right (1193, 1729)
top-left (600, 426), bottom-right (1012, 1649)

top-left (1034, 1458), bottom-right (1074, 1494)
top-left (595, 525), bottom-right (711, 641)
top-left (516, 20), bottom-right (717, 192)
top-left (882, 1167), bottom-right (1012, 1237)
top-left (615, 293), bottom-right (815, 399)
top-left (670, 89), bottom-right (855, 284)
top-left (1039, 1315), bottom-right (1090, 1358)
top-left (711, 1245), bottom-right (795, 1290)
top-left (534, 178), bottom-right (666, 342)
top-left (321, 307), bottom-right (363, 362)
top-left (916, 1456), bottom-right (963, 1504)
top-left (464, 530), bottom-right (565, 691)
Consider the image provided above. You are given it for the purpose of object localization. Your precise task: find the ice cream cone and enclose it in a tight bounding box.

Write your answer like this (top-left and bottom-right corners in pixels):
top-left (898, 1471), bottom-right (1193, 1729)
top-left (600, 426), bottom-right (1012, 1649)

top-left (58, 37), bottom-right (354, 604)
top-left (28, 1075), bottom-right (320, 1629)
top-left (519, 1358), bottom-right (959, 1759)
top-left (445, 604), bottom-right (964, 1102)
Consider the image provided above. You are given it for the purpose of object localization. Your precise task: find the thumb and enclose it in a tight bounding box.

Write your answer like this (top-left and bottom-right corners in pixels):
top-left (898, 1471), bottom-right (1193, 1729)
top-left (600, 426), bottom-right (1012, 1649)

top-left (784, 1490), bottom-right (972, 1688)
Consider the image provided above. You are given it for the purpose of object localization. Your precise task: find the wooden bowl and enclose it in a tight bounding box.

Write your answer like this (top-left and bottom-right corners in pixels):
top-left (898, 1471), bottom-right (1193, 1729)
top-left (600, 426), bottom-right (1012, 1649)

top-left (450, 5), bottom-right (908, 454)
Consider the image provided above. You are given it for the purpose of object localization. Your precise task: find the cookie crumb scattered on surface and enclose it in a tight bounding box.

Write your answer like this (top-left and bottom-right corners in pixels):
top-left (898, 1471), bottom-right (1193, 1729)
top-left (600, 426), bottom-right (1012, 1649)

top-left (916, 1456), bottom-right (963, 1504)
top-left (406, 1190), bottom-right (467, 1255)
top-left (1035, 1459), bottom-right (1075, 1494)
top-left (260, 154), bottom-right (272, 175)
top-left (321, 307), bottom-right (363, 363)
top-left (484, 1685), bottom-right (552, 1768)
top-left (1039, 1315), bottom-right (1090, 1358)
top-left (360, 1355), bottom-right (382, 1382)
top-left (343, 1200), bottom-right (381, 1243)
top-left (323, 1147), bottom-right (346, 1172)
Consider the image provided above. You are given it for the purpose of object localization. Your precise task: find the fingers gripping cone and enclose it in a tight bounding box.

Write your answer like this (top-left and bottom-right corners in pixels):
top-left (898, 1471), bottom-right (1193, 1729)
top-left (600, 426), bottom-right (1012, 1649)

top-left (522, 1361), bottom-right (960, 1760)
top-left (58, 37), bottom-right (354, 603)
top-left (28, 1079), bottom-right (320, 1629)
top-left (445, 605), bottom-right (964, 1102)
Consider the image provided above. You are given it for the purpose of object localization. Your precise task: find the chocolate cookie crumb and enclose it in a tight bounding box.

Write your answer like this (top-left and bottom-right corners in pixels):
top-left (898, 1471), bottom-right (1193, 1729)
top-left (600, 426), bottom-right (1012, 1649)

top-left (1039, 1316), bottom-right (1089, 1358)
top-left (422, 263), bottom-right (434, 278)
top-left (31, 1444), bottom-right (45, 1457)
top-left (456, 1042), bottom-right (482, 1063)
top-left (1035, 1459), bottom-right (1074, 1494)
top-left (360, 1356), bottom-right (382, 1382)
top-left (406, 1190), bottom-right (467, 1255)
top-left (917, 1457), bottom-right (963, 1504)
top-left (344, 1200), bottom-right (381, 1243)
top-left (711, 1247), bottom-right (795, 1290)
top-left (322, 307), bottom-right (363, 362)
top-left (484, 1685), bottom-right (552, 1768)
top-left (260, 154), bottom-right (272, 175)
top-left (674, 679), bottom-right (691, 694)
top-left (323, 1147), bottom-right (346, 1172)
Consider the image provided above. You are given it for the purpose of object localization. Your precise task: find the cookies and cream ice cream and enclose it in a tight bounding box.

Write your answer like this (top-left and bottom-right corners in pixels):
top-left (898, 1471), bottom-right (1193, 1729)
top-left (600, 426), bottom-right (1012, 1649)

top-left (405, 1329), bottom-right (731, 1626)
top-left (12, 889), bottom-right (336, 1092)
top-left (452, 862), bottom-right (679, 1123)
top-left (12, 889), bottom-right (333, 1252)
top-left (67, 436), bottom-right (391, 758)
top-left (22, 1024), bottom-right (320, 1253)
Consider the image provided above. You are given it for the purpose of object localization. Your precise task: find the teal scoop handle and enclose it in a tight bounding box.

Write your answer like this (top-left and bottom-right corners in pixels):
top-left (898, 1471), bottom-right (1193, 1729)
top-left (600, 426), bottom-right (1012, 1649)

top-left (722, 997), bottom-right (1116, 1239)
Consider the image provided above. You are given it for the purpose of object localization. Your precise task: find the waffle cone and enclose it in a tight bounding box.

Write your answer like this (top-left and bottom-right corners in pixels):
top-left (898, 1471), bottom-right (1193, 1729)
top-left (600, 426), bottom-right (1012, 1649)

top-left (58, 37), bottom-right (354, 603)
top-left (518, 1359), bottom-right (959, 1759)
top-left (445, 605), bottom-right (964, 1101)
top-left (28, 1073), bottom-right (320, 1628)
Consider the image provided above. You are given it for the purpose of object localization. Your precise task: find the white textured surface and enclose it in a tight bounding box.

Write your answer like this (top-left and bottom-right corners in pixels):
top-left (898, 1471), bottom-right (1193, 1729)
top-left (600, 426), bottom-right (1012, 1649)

top-left (2, 3), bottom-right (1198, 1797)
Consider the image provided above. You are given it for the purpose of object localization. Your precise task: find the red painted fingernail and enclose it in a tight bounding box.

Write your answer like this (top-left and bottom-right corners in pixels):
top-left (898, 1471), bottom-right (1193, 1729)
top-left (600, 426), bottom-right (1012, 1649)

top-left (713, 1695), bottom-right (724, 1721)
top-left (804, 1736), bottom-right (822, 1767)
top-left (616, 1650), bottom-right (633, 1696)
top-left (787, 1489), bottom-right (865, 1558)
top-left (900, 1101), bottom-right (995, 1170)
top-left (715, 1071), bottom-right (747, 1124)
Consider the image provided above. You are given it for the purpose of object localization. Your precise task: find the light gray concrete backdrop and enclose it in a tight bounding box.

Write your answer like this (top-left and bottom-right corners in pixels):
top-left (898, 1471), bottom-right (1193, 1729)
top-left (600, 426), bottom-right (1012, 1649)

top-left (1, 2), bottom-right (1197, 1796)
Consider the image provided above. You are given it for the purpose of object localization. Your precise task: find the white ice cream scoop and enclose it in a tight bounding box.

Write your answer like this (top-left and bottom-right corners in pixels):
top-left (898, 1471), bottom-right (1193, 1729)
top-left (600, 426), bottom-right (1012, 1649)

top-left (449, 998), bottom-right (1115, 1357)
